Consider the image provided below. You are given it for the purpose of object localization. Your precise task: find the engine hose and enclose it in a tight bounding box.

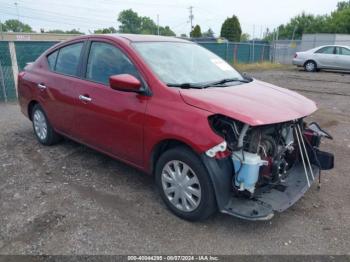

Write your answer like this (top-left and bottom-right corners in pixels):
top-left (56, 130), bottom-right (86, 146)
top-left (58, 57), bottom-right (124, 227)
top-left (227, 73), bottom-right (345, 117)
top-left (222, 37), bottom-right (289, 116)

top-left (238, 124), bottom-right (249, 148)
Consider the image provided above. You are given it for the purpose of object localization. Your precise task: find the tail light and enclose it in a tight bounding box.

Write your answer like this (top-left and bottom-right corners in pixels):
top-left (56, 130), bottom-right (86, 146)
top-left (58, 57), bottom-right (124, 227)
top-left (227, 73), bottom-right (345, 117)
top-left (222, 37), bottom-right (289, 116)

top-left (18, 71), bottom-right (25, 78)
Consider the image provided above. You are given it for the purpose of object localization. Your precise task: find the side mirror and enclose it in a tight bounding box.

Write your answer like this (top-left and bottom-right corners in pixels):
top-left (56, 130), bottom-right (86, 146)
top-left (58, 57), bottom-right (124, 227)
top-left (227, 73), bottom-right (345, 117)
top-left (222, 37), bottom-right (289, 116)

top-left (109, 74), bottom-right (142, 92)
top-left (242, 72), bottom-right (253, 82)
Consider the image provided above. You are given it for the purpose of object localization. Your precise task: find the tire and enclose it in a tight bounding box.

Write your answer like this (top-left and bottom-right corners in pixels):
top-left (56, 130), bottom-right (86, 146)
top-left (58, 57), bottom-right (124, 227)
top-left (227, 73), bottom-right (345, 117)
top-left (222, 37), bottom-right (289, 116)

top-left (155, 146), bottom-right (217, 221)
top-left (304, 60), bottom-right (317, 72)
top-left (31, 104), bottom-right (62, 145)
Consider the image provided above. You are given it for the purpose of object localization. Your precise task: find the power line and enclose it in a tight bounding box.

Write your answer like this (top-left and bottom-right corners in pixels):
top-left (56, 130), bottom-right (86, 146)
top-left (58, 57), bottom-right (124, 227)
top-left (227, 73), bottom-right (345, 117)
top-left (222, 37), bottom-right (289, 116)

top-left (0, 0), bottom-right (195, 35)
top-left (0, 10), bottom-right (103, 28)
top-left (0, 2), bottom-right (114, 24)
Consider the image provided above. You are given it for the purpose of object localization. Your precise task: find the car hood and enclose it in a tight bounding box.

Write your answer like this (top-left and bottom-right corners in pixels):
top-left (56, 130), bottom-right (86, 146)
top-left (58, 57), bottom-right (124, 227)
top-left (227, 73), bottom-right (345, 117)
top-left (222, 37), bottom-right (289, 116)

top-left (179, 79), bottom-right (317, 126)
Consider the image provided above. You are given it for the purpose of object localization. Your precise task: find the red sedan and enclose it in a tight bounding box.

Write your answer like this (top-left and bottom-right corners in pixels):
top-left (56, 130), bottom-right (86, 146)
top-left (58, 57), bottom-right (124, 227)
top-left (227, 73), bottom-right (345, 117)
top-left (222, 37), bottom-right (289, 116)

top-left (18, 34), bottom-right (334, 221)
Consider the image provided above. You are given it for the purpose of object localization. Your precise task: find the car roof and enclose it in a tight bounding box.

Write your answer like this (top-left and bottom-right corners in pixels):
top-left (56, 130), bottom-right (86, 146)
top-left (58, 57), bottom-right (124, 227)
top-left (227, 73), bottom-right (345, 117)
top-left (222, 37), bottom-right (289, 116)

top-left (88, 33), bottom-right (191, 43)
top-left (314, 45), bottom-right (350, 49)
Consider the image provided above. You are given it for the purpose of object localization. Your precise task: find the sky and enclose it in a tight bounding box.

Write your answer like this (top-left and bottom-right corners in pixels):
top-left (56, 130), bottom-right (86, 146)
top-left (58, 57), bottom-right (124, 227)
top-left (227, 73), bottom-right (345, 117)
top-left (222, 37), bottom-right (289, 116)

top-left (0, 0), bottom-right (342, 37)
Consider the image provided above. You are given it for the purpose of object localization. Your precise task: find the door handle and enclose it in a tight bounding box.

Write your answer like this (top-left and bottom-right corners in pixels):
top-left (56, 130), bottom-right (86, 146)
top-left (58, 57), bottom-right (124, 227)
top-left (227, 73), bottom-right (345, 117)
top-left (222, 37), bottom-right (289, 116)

top-left (79, 95), bottom-right (92, 102)
top-left (37, 83), bottom-right (46, 90)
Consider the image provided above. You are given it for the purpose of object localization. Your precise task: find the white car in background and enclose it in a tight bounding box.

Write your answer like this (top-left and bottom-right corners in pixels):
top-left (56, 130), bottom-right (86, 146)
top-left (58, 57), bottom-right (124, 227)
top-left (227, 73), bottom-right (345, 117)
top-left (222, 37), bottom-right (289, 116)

top-left (293, 45), bottom-right (350, 72)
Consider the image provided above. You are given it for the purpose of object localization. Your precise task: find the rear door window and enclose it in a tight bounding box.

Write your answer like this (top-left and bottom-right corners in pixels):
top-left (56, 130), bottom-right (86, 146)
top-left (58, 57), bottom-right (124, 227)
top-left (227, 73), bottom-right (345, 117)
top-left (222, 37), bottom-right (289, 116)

top-left (47, 50), bottom-right (58, 70)
top-left (86, 42), bottom-right (140, 85)
top-left (55, 42), bottom-right (83, 76)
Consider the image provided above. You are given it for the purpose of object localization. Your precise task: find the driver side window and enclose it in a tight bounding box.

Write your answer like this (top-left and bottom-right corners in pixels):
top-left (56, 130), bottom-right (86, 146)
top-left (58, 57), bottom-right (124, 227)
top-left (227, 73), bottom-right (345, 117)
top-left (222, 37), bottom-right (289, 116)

top-left (86, 42), bottom-right (140, 85)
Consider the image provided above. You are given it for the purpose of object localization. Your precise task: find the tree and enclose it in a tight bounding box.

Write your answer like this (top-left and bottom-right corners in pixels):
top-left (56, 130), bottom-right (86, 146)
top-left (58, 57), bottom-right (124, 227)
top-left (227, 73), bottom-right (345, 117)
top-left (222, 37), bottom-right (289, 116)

top-left (46, 29), bottom-right (65, 34)
top-left (118, 9), bottom-right (142, 33)
top-left (117, 9), bottom-right (176, 36)
top-left (0, 21), bottom-right (6, 32)
top-left (240, 33), bottom-right (250, 41)
top-left (94, 27), bottom-right (117, 34)
top-left (159, 26), bottom-right (176, 36)
top-left (337, 1), bottom-right (350, 11)
top-left (65, 29), bottom-right (84, 34)
top-left (264, 2), bottom-right (350, 40)
top-left (45, 29), bottom-right (83, 34)
top-left (202, 28), bottom-right (214, 37)
top-left (190, 25), bottom-right (202, 37)
top-left (220, 15), bottom-right (242, 42)
top-left (329, 6), bottom-right (350, 33)
top-left (3, 19), bottom-right (33, 32)
top-left (140, 17), bottom-right (157, 34)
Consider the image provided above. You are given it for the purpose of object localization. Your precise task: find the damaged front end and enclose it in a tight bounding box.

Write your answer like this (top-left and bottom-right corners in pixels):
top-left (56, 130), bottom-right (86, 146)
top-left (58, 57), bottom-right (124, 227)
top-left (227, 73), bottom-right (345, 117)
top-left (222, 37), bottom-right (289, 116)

top-left (202, 115), bottom-right (334, 220)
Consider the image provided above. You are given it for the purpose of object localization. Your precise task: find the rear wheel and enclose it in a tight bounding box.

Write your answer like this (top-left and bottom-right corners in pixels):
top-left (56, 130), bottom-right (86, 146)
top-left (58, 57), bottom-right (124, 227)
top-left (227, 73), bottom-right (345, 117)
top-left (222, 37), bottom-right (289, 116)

top-left (155, 146), bottom-right (217, 221)
top-left (32, 104), bottom-right (62, 145)
top-left (304, 60), bottom-right (317, 72)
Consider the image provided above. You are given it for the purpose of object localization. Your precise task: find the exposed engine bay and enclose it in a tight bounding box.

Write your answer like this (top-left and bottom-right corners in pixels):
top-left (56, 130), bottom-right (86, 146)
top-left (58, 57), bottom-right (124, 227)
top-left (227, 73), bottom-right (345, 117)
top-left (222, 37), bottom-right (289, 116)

top-left (208, 114), bottom-right (334, 199)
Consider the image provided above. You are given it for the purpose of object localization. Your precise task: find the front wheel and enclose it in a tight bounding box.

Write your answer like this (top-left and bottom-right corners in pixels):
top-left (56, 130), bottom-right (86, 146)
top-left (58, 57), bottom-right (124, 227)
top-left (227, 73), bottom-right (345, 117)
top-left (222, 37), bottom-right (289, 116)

top-left (155, 146), bottom-right (217, 221)
top-left (32, 104), bottom-right (62, 145)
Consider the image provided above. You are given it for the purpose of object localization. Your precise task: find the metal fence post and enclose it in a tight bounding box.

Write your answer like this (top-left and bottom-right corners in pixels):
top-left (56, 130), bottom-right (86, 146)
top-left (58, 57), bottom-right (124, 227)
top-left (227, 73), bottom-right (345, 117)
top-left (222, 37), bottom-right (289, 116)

top-left (0, 61), bottom-right (7, 102)
top-left (225, 41), bottom-right (229, 62)
top-left (252, 40), bottom-right (255, 63)
top-left (8, 41), bottom-right (19, 98)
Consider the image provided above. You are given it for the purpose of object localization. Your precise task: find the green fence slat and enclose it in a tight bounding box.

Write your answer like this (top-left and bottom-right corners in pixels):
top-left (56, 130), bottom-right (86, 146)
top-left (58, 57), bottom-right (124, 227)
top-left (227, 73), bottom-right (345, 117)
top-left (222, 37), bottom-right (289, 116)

top-left (15, 41), bottom-right (58, 71)
top-left (0, 42), bottom-right (15, 101)
top-left (198, 42), bottom-right (271, 64)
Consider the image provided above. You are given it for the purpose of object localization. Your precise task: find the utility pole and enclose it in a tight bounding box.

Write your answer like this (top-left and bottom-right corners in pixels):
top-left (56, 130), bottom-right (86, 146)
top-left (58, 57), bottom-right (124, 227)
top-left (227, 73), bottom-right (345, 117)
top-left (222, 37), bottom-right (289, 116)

top-left (14, 2), bottom-right (20, 21)
top-left (291, 25), bottom-right (297, 40)
top-left (252, 24), bottom-right (255, 63)
top-left (0, 20), bottom-right (3, 41)
top-left (188, 6), bottom-right (194, 35)
top-left (157, 14), bottom-right (160, 35)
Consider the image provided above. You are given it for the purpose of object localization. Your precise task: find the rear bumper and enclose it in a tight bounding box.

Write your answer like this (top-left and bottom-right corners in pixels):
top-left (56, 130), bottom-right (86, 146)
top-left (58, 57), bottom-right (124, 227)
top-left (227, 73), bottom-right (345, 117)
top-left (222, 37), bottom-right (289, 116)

top-left (201, 155), bottom-right (320, 221)
top-left (292, 58), bottom-right (305, 66)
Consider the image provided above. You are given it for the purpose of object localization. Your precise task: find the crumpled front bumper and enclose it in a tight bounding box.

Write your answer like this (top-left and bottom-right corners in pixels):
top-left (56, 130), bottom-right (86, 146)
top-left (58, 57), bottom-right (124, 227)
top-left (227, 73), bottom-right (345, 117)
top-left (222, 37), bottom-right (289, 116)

top-left (223, 163), bottom-right (320, 220)
top-left (201, 155), bottom-right (321, 221)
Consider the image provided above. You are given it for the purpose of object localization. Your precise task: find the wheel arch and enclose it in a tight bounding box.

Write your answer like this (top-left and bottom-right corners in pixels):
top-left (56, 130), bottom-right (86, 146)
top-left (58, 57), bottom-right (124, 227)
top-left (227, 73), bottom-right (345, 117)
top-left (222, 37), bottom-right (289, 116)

top-left (27, 100), bottom-right (39, 121)
top-left (149, 138), bottom-right (197, 175)
top-left (304, 59), bottom-right (317, 68)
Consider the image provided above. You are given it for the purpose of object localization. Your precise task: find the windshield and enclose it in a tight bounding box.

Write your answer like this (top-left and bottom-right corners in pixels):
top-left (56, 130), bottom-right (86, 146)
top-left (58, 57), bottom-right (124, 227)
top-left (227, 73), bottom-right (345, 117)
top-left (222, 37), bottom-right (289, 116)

top-left (132, 42), bottom-right (243, 86)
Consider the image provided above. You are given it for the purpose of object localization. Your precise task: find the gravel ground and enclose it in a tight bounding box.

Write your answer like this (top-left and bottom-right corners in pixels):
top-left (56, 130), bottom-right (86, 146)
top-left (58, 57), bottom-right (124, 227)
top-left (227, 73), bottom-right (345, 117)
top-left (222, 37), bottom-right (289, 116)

top-left (0, 68), bottom-right (349, 255)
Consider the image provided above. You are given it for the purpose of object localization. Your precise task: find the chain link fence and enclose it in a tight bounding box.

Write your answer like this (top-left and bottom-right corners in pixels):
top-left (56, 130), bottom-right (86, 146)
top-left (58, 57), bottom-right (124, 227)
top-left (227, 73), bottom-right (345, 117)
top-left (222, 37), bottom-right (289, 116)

top-left (198, 42), bottom-right (271, 64)
top-left (0, 42), bottom-right (16, 102)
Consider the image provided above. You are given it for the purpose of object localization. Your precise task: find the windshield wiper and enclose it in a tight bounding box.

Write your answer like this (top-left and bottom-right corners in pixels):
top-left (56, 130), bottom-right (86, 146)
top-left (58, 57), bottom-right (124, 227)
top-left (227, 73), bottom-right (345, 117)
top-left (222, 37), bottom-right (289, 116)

top-left (166, 83), bottom-right (204, 89)
top-left (203, 78), bottom-right (251, 87)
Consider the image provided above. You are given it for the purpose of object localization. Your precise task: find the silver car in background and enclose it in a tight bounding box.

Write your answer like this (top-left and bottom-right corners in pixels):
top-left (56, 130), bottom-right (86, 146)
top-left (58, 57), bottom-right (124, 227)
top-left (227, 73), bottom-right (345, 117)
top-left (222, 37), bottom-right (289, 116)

top-left (293, 45), bottom-right (350, 72)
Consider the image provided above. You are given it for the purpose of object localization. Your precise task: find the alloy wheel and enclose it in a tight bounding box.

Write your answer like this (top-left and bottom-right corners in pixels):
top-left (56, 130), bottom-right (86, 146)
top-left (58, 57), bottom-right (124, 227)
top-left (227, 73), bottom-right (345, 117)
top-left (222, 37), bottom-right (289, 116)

top-left (33, 110), bottom-right (48, 141)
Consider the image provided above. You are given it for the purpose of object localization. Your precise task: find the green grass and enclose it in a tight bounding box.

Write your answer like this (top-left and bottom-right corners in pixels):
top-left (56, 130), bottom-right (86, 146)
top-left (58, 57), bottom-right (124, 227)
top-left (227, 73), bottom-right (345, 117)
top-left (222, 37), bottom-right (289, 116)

top-left (233, 62), bottom-right (293, 72)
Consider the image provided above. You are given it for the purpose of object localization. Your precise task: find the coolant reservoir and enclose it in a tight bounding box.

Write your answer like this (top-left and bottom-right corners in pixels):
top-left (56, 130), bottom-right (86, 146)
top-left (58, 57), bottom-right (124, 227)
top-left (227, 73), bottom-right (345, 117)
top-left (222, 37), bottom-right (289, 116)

top-left (232, 151), bottom-right (267, 193)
